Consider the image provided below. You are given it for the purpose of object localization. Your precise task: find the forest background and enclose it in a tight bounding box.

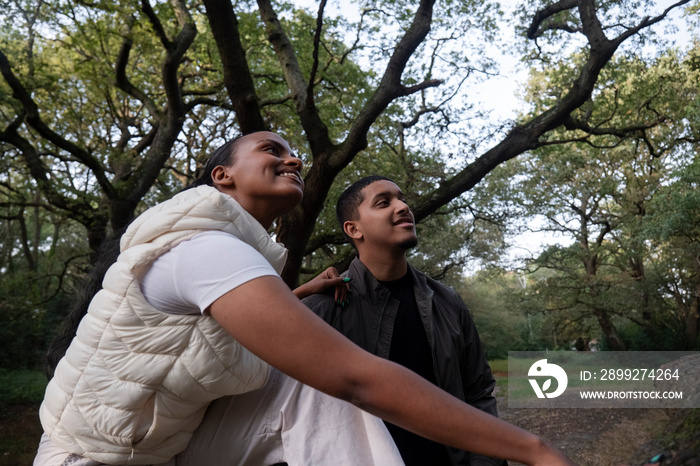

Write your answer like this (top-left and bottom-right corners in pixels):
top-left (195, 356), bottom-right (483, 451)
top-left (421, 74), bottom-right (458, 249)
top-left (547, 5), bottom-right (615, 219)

top-left (0, 0), bottom-right (699, 463)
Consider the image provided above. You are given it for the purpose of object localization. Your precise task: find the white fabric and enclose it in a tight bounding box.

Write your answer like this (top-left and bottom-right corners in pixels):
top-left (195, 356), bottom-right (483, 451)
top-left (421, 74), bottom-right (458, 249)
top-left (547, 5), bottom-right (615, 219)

top-left (37, 185), bottom-right (403, 466)
top-left (39, 186), bottom-right (285, 464)
top-left (139, 231), bottom-right (278, 315)
top-left (164, 369), bottom-right (404, 466)
top-left (34, 435), bottom-right (101, 466)
top-left (34, 369), bottom-right (404, 466)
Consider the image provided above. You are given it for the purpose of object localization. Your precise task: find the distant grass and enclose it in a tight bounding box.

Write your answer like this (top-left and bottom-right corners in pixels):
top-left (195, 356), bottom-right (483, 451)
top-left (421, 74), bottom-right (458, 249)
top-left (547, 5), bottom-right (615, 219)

top-left (488, 359), bottom-right (508, 375)
top-left (489, 360), bottom-right (509, 397)
top-left (0, 369), bottom-right (46, 466)
top-left (0, 369), bottom-right (46, 407)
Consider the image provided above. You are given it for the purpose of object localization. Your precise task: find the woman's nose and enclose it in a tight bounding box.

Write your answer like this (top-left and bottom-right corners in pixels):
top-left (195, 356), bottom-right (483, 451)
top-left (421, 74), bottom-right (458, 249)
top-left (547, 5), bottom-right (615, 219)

top-left (284, 155), bottom-right (303, 170)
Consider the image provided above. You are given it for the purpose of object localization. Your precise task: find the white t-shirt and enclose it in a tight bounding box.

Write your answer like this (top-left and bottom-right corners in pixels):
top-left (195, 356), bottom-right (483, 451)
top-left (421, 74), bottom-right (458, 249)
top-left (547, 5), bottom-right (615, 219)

top-left (139, 231), bottom-right (279, 315)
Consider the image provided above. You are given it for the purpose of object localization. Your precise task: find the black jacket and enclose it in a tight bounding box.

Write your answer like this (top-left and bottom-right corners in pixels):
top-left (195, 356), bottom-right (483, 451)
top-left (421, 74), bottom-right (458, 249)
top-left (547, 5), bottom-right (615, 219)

top-left (303, 258), bottom-right (506, 466)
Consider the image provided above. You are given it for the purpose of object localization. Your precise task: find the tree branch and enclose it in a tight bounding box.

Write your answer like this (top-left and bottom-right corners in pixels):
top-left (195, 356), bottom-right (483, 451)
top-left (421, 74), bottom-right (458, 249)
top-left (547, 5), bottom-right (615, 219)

top-left (526, 0), bottom-right (579, 40)
top-left (203, 0), bottom-right (267, 133)
top-left (0, 48), bottom-right (114, 197)
top-left (409, 0), bottom-right (691, 224)
top-left (161, 0), bottom-right (196, 119)
top-left (114, 17), bottom-right (162, 119)
top-left (332, 0), bottom-right (438, 168)
top-left (260, 94), bottom-right (293, 107)
top-left (140, 0), bottom-right (172, 49)
top-left (125, 0), bottom-right (197, 209)
top-left (401, 105), bottom-right (442, 129)
top-left (308, 0), bottom-right (328, 102)
top-left (612, 0), bottom-right (692, 46)
top-left (304, 232), bottom-right (348, 256)
top-left (256, 0), bottom-right (331, 147)
top-left (563, 114), bottom-right (667, 138)
top-left (400, 78), bottom-right (443, 96)
top-left (0, 124), bottom-right (97, 226)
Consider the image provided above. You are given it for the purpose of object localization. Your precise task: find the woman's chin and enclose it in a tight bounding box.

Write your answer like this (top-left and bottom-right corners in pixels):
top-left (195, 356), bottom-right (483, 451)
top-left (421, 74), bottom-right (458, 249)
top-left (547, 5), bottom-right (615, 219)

top-left (275, 190), bottom-right (304, 213)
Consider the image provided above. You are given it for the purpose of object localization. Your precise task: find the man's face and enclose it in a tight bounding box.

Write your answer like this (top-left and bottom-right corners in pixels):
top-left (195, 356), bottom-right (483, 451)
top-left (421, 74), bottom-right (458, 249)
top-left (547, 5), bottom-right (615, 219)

top-left (349, 180), bottom-right (418, 251)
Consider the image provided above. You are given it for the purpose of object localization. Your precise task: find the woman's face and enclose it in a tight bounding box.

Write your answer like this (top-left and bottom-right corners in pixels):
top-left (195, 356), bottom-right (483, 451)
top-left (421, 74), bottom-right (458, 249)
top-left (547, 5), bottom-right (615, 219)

top-left (212, 131), bottom-right (304, 228)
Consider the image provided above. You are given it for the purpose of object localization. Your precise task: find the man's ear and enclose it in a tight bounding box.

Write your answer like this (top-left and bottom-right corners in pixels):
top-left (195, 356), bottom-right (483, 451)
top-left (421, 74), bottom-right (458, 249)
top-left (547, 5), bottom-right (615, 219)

top-left (211, 165), bottom-right (235, 187)
top-left (343, 220), bottom-right (363, 242)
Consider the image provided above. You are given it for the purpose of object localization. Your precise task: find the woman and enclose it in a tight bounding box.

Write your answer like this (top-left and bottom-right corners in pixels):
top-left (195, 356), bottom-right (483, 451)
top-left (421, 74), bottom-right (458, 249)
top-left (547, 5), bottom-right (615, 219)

top-left (36, 131), bottom-right (574, 465)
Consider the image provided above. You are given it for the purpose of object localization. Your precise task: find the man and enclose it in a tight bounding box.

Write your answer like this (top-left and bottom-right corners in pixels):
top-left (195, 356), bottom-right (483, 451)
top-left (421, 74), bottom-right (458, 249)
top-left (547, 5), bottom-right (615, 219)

top-left (304, 176), bottom-right (506, 466)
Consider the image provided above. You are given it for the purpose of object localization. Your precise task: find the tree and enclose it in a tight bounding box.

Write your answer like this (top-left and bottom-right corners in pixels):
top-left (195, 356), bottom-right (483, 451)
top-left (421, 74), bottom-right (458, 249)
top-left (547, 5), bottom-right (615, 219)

top-left (458, 269), bottom-right (535, 359)
top-left (0, 149), bottom-right (88, 368)
top-left (644, 154), bottom-right (700, 348)
top-left (493, 43), bottom-right (700, 350)
top-left (0, 0), bottom-right (692, 295)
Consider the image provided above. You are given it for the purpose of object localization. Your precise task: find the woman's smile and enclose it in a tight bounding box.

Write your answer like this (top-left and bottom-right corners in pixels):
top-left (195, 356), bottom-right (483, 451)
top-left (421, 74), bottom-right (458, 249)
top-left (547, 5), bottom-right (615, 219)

top-left (277, 170), bottom-right (304, 188)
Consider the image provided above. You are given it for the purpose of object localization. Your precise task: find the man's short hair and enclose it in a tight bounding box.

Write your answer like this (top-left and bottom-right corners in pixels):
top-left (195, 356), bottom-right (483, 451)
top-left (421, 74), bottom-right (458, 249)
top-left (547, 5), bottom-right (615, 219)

top-left (336, 175), bottom-right (392, 244)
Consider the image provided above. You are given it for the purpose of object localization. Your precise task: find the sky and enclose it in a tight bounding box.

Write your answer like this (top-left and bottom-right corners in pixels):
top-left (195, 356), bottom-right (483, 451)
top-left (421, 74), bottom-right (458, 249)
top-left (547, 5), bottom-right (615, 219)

top-left (290, 0), bottom-right (523, 121)
top-left (288, 0), bottom-right (695, 122)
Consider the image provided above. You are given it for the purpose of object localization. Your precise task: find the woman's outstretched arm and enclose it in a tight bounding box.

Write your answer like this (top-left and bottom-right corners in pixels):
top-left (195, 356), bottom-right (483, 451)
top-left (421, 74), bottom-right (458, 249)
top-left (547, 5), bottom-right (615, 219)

top-left (209, 275), bottom-right (575, 466)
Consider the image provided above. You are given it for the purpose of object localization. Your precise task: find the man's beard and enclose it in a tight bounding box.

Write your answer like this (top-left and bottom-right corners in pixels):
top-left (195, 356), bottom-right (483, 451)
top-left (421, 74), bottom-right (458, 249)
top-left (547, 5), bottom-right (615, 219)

top-left (399, 236), bottom-right (418, 250)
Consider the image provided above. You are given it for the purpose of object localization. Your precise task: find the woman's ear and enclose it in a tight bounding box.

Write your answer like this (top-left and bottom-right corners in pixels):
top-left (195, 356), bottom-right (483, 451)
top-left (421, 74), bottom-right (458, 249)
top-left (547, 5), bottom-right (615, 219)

top-left (343, 220), bottom-right (363, 242)
top-left (211, 165), bottom-right (235, 187)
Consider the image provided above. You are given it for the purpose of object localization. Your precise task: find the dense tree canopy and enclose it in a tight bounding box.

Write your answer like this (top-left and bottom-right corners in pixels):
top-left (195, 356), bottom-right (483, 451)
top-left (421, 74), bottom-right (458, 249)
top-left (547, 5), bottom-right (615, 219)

top-left (0, 0), bottom-right (697, 366)
top-left (472, 42), bottom-right (700, 352)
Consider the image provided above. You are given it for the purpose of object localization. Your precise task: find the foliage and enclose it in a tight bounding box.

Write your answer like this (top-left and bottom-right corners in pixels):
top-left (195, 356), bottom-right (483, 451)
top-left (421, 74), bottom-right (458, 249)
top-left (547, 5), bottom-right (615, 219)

top-left (0, 275), bottom-right (74, 370)
top-left (0, 0), bottom-right (696, 369)
top-left (485, 42), bottom-right (700, 351)
top-left (0, 177), bottom-right (89, 369)
top-left (458, 269), bottom-right (540, 359)
top-left (0, 369), bottom-right (46, 407)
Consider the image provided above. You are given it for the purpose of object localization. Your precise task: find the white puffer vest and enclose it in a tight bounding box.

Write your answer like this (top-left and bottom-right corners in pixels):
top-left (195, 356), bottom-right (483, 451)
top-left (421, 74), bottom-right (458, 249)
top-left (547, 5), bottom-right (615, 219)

top-left (39, 186), bottom-right (288, 464)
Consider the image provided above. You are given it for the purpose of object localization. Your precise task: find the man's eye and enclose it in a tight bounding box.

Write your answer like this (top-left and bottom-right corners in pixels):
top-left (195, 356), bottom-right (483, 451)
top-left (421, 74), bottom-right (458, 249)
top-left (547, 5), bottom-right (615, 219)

top-left (264, 146), bottom-right (280, 156)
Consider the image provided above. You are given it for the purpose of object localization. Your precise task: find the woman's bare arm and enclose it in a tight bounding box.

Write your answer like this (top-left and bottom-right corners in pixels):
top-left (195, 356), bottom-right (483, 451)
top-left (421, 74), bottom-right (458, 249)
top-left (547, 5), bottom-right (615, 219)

top-left (209, 275), bottom-right (575, 466)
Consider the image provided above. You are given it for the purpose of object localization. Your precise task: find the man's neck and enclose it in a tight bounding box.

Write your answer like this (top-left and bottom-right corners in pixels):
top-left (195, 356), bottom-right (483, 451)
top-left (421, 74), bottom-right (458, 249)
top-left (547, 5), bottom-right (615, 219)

top-left (357, 248), bottom-right (408, 281)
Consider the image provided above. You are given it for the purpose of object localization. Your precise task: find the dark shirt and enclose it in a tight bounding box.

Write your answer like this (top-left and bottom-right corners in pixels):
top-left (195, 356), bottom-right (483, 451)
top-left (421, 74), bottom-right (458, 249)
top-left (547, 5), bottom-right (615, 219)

top-left (379, 274), bottom-right (452, 466)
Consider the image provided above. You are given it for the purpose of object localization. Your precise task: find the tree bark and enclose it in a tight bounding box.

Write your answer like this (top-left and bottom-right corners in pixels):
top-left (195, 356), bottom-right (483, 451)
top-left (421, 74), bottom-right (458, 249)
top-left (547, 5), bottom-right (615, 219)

top-left (251, 0), bottom-right (438, 285)
top-left (595, 309), bottom-right (626, 350)
top-left (685, 282), bottom-right (700, 348)
top-left (203, 0), bottom-right (267, 134)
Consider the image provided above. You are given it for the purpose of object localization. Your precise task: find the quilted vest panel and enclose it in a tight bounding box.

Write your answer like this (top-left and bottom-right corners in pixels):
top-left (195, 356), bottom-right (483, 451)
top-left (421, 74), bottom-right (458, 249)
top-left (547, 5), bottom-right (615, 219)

top-left (40, 186), bottom-right (287, 464)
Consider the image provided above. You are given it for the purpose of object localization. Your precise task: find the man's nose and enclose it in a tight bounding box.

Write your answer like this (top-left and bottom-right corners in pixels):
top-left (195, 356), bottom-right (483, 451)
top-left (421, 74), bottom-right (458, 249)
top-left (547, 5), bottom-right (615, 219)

top-left (395, 200), bottom-right (410, 213)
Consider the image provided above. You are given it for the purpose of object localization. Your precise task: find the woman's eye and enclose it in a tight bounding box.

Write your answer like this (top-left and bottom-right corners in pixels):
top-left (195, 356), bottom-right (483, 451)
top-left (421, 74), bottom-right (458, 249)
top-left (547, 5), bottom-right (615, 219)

top-left (264, 146), bottom-right (280, 156)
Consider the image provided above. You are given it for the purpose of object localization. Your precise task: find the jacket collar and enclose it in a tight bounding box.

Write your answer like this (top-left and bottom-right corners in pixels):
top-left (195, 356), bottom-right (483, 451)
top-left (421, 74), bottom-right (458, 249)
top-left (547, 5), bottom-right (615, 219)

top-left (121, 185), bottom-right (288, 273)
top-left (346, 257), bottom-right (390, 307)
top-left (347, 256), bottom-right (434, 304)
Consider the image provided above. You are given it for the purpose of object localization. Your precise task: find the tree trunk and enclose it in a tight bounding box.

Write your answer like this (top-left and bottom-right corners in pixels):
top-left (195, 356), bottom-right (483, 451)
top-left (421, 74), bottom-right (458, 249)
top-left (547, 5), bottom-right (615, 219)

top-left (277, 160), bottom-right (340, 287)
top-left (595, 310), bottom-right (626, 350)
top-left (685, 282), bottom-right (700, 348)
